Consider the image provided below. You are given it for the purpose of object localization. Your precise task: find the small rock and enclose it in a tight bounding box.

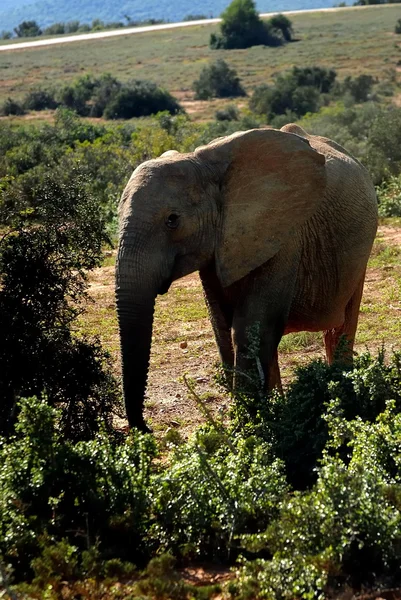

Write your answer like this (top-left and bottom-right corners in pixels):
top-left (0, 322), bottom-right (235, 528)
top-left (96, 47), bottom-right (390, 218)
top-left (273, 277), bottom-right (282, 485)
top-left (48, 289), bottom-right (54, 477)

top-left (180, 341), bottom-right (188, 349)
top-left (175, 393), bottom-right (182, 399)
top-left (196, 377), bottom-right (208, 384)
top-left (170, 420), bottom-right (180, 427)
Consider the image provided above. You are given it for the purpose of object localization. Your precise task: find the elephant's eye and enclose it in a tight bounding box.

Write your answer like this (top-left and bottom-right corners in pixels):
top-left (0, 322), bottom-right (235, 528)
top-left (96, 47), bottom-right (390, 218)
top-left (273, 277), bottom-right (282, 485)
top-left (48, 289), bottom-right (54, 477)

top-left (166, 213), bottom-right (180, 229)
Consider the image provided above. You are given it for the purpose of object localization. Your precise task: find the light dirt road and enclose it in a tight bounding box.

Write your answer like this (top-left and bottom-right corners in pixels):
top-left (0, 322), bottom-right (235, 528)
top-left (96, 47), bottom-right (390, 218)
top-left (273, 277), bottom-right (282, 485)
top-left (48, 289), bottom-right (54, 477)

top-left (0, 6), bottom-right (370, 53)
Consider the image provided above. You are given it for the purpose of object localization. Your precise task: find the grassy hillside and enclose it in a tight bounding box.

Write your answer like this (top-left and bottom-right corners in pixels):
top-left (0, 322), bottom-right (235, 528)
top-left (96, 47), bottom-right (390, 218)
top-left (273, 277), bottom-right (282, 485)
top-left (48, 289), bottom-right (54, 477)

top-left (0, 0), bottom-right (336, 33)
top-left (0, 5), bottom-right (399, 121)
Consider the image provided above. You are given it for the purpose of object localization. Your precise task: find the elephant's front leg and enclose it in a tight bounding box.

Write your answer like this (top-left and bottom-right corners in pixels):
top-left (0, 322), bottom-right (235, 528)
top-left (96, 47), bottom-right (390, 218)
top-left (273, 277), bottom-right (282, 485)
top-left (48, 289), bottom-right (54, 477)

top-left (231, 253), bottom-right (299, 395)
top-left (231, 311), bottom-right (286, 394)
top-left (200, 264), bottom-right (234, 386)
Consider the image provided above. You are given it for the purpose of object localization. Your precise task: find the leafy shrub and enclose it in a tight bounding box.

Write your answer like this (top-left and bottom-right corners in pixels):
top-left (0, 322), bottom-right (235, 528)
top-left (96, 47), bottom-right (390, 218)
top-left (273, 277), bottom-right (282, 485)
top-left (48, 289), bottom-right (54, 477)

top-left (0, 168), bottom-right (121, 439)
top-left (103, 80), bottom-right (182, 119)
top-left (89, 73), bottom-right (122, 117)
top-left (193, 60), bottom-right (246, 100)
top-left (152, 429), bottom-right (287, 560)
top-left (377, 175), bottom-right (401, 216)
top-left (234, 402), bottom-right (401, 598)
top-left (250, 66), bottom-right (336, 121)
top-left (56, 74), bottom-right (96, 116)
top-left (299, 102), bottom-right (401, 183)
top-left (340, 74), bottom-right (375, 102)
top-left (268, 14), bottom-right (293, 41)
top-left (231, 349), bottom-right (401, 489)
top-left (23, 88), bottom-right (59, 111)
top-left (0, 97), bottom-right (25, 116)
top-left (396, 18), bottom-right (401, 33)
top-left (14, 20), bottom-right (42, 37)
top-left (210, 0), bottom-right (287, 49)
top-left (215, 105), bottom-right (240, 121)
top-left (43, 23), bottom-right (66, 35)
top-left (290, 66), bottom-right (337, 92)
top-left (0, 397), bottom-right (156, 579)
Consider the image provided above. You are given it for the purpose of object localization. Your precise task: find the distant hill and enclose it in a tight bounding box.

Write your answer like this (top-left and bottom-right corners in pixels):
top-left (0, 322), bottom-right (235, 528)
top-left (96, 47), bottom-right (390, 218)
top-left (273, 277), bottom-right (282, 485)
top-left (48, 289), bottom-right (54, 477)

top-left (0, 0), bottom-right (334, 35)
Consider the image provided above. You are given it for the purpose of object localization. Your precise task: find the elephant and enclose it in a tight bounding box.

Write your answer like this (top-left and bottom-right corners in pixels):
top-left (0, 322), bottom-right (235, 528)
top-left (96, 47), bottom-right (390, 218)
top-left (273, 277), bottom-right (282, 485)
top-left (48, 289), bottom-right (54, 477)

top-left (115, 124), bottom-right (378, 432)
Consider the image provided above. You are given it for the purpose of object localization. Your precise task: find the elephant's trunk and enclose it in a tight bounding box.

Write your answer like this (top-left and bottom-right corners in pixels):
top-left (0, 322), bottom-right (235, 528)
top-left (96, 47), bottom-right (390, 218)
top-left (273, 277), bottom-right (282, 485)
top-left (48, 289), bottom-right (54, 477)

top-left (116, 240), bottom-right (157, 432)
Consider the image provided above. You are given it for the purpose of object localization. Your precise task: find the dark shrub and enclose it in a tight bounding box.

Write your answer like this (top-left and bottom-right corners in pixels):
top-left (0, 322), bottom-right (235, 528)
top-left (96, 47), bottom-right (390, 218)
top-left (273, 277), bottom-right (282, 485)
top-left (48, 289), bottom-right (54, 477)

top-left (14, 20), bottom-right (42, 37)
top-left (24, 89), bottom-right (59, 111)
top-left (215, 105), bottom-right (240, 121)
top-left (89, 73), bottom-right (122, 117)
top-left (341, 74), bottom-right (374, 102)
top-left (269, 14), bottom-right (293, 41)
top-left (43, 23), bottom-right (65, 35)
top-left (0, 397), bottom-right (156, 579)
top-left (231, 349), bottom-right (401, 490)
top-left (65, 20), bottom-right (80, 33)
top-left (103, 80), bottom-right (181, 119)
top-left (250, 66), bottom-right (336, 121)
top-left (0, 98), bottom-right (25, 116)
top-left (56, 74), bottom-right (97, 116)
top-left (395, 18), bottom-right (401, 33)
top-left (193, 60), bottom-right (246, 100)
top-left (0, 168), bottom-right (121, 439)
top-left (290, 66), bottom-right (337, 92)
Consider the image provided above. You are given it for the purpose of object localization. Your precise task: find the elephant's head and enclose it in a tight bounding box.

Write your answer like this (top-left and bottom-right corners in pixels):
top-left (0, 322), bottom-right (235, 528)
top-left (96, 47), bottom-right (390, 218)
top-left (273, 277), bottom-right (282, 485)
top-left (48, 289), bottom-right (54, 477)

top-left (115, 127), bottom-right (326, 431)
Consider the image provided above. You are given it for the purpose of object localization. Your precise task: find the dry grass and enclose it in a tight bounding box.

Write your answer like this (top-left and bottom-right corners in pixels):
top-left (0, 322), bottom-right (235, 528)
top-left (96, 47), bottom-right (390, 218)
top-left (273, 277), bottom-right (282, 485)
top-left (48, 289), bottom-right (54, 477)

top-left (77, 221), bottom-right (401, 437)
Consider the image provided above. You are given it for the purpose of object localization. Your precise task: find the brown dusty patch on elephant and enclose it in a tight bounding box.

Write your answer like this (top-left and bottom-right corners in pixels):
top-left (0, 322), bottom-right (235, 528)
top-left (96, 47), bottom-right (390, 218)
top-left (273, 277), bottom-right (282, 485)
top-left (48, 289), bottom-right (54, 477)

top-left (81, 225), bottom-right (401, 438)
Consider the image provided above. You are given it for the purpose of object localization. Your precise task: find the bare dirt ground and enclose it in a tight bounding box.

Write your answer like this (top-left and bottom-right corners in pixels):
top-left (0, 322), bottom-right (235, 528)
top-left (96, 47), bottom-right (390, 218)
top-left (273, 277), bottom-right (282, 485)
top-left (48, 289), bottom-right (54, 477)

top-left (81, 223), bottom-right (401, 438)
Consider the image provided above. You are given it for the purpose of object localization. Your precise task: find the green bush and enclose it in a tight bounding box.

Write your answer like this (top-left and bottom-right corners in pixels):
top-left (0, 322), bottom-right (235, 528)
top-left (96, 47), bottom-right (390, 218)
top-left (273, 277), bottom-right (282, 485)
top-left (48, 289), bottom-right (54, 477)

top-left (193, 60), bottom-right (246, 100)
top-left (88, 73), bottom-right (122, 117)
top-left (339, 74), bottom-right (375, 102)
top-left (56, 74), bottom-right (96, 116)
top-left (234, 401), bottom-right (401, 598)
top-left (231, 349), bottom-right (401, 489)
top-left (215, 105), bottom-right (240, 121)
top-left (269, 14), bottom-right (293, 41)
top-left (250, 66), bottom-right (336, 121)
top-left (0, 98), bottom-right (25, 116)
top-left (395, 18), bottom-right (401, 33)
top-left (0, 397), bottom-right (156, 579)
top-left (377, 175), bottom-right (401, 216)
top-left (299, 102), bottom-right (401, 183)
top-left (23, 89), bottom-right (59, 111)
top-left (43, 23), bottom-right (66, 35)
top-left (152, 429), bottom-right (287, 560)
top-left (14, 20), bottom-right (42, 38)
top-left (0, 168), bottom-right (121, 439)
top-left (210, 0), bottom-right (287, 49)
top-left (103, 80), bottom-right (182, 119)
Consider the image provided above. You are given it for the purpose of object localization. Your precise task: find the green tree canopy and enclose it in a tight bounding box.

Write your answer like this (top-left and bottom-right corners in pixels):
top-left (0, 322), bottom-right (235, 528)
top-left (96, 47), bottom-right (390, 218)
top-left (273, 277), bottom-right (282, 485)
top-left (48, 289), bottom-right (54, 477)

top-left (210, 0), bottom-right (289, 49)
top-left (14, 20), bottom-right (42, 37)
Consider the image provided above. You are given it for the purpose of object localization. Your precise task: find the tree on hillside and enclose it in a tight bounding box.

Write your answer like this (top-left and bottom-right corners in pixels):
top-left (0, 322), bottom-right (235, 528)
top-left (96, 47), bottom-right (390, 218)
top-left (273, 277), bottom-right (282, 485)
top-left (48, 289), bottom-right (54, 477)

top-left (210, 0), bottom-right (292, 49)
top-left (269, 14), bottom-right (293, 41)
top-left (193, 59), bottom-right (246, 100)
top-left (14, 20), bottom-right (42, 37)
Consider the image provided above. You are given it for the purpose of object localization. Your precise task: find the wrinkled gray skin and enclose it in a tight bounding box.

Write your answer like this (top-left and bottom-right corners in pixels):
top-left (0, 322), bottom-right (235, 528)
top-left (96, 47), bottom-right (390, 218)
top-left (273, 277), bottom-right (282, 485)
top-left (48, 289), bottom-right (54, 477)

top-left (116, 124), bottom-right (378, 432)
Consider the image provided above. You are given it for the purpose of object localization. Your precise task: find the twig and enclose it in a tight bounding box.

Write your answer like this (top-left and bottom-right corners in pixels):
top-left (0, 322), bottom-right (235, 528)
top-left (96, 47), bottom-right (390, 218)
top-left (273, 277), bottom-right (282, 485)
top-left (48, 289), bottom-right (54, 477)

top-left (0, 560), bottom-right (19, 600)
top-left (183, 374), bottom-right (237, 454)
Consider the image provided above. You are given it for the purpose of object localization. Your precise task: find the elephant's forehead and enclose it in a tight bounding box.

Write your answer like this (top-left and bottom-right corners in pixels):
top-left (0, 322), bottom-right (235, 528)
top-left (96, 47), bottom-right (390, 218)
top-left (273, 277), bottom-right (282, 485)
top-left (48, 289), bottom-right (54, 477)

top-left (128, 159), bottom-right (201, 201)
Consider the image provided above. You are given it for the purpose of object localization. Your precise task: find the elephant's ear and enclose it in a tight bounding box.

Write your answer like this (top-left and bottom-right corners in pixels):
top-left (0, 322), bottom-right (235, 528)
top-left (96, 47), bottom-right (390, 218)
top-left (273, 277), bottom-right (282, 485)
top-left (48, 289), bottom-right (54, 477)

top-left (198, 128), bottom-right (326, 288)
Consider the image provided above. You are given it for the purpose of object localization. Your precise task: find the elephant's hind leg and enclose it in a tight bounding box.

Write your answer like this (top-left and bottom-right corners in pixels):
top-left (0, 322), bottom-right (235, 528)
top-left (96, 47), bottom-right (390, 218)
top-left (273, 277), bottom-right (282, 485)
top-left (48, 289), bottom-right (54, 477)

top-left (324, 270), bottom-right (366, 365)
